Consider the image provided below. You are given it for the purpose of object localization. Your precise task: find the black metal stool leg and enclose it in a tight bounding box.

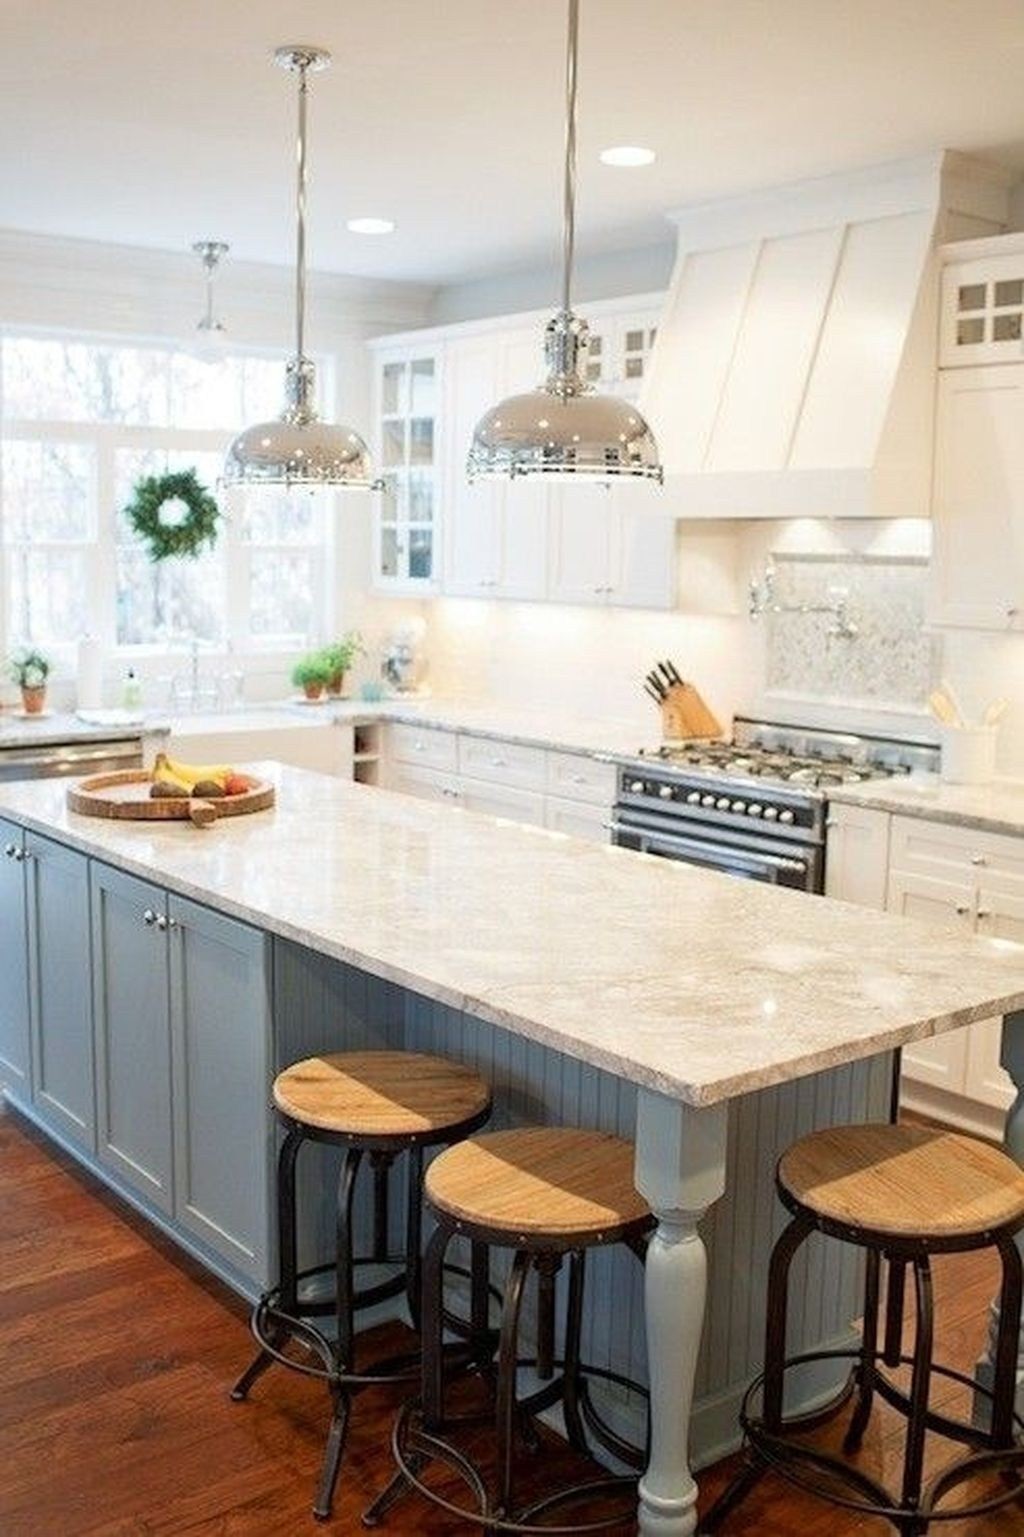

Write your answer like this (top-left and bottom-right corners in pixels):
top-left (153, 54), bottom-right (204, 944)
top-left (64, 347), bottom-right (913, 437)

top-left (991, 1233), bottom-right (1024, 1448)
top-left (562, 1250), bottom-right (589, 1455)
top-left (901, 1256), bottom-right (934, 1515)
top-left (231, 1121), bottom-right (304, 1401)
top-left (470, 1239), bottom-right (492, 1366)
top-left (885, 1255), bottom-right (907, 1368)
top-left (404, 1145), bottom-right (424, 1332)
top-left (535, 1253), bottom-right (560, 1381)
top-left (310, 1147), bottom-right (362, 1521)
top-left (763, 1212), bottom-right (815, 1431)
top-left (422, 1221), bottom-right (453, 1432)
top-left (496, 1249), bottom-right (533, 1516)
top-left (844, 1246), bottom-right (881, 1454)
top-left (371, 1151), bottom-right (391, 1263)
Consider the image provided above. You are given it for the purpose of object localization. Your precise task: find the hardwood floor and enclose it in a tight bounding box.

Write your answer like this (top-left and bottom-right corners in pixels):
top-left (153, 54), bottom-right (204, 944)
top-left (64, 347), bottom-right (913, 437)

top-left (1, 1103), bottom-right (1022, 1535)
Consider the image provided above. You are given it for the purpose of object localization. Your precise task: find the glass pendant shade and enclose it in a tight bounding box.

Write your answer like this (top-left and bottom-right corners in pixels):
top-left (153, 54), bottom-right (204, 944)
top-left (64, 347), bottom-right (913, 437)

top-left (223, 46), bottom-right (377, 491)
top-left (468, 2), bottom-right (662, 487)
top-left (468, 312), bottom-right (661, 481)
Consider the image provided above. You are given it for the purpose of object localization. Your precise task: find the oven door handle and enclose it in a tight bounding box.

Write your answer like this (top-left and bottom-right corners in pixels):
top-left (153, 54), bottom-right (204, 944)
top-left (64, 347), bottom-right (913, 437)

top-left (604, 821), bottom-right (809, 881)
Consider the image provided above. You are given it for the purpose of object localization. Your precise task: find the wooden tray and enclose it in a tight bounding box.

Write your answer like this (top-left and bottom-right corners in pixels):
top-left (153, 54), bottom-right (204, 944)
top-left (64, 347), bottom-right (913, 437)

top-left (67, 770), bottom-right (275, 828)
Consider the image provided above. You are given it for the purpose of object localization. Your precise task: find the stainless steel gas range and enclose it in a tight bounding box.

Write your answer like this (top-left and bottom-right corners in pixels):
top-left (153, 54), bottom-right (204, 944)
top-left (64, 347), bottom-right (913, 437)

top-left (610, 716), bottom-right (938, 893)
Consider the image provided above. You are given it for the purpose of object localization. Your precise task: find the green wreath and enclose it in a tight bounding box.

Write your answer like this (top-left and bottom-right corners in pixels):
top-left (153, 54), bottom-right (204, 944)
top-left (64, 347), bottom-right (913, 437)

top-left (124, 469), bottom-right (220, 561)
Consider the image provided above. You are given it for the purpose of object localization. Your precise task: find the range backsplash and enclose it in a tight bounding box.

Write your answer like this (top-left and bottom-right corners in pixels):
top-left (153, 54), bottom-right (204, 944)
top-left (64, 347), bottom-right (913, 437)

top-left (765, 554), bottom-right (936, 711)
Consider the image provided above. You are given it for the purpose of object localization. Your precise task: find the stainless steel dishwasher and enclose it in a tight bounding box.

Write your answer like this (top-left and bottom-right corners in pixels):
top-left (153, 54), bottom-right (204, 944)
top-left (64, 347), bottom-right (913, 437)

top-left (0, 737), bottom-right (143, 782)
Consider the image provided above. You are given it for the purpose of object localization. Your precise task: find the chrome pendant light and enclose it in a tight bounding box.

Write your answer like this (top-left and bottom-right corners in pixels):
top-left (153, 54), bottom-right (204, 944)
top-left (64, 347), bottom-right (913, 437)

top-left (192, 239), bottom-right (229, 356)
top-left (224, 46), bottom-right (377, 489)
top-left (467, 1), bottom-right (662, 484)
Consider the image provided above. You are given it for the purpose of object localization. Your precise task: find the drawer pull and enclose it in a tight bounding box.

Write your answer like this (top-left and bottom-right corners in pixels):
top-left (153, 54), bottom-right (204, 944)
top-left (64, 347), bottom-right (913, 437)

top-left (971, 854), bottom-right (987, 866)
top-left (977, 909), bottom-right (992, 921)
top-left (955, 904), bottom-right (970, 916)
top-left (490, 757), bottom-right (508, 768)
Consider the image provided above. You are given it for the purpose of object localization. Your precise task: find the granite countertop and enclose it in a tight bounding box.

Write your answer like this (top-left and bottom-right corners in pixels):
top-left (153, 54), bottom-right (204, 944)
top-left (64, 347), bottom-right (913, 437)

top-left (2, 763), bottom-right (1023, 1109)
top-left (830, 774), bottom-right (1024, 838)
top-left (0, 711), bottom-right (168, 752)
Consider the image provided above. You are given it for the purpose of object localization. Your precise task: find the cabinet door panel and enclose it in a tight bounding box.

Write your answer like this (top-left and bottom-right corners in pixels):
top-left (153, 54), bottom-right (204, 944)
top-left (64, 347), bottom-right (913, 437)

top-left (170, 896), bottom-right (271, 1285)
top-left (825, 806), bottom-right (891, 909)
top-left (0, 822), bottom-right (30, 1093)
top-left (544, 795), bottom-right (610, 844)
top-left (610, 487), bottom-right (676, 609)
top-left (91, 863), bottom-right (172, 1210)
top-left (28, 835), bottom-right (95, 1149)
top-left (887, 869), bottom-right (972, 1093)
top-left (967, 886), bottom-right (1024, 1109)
top-left (929, 366), bottom-right (1024, 631)
top-left (549, 485), bottom-right (614, 605)
top-left (444, 337), bottom-right (502, 595)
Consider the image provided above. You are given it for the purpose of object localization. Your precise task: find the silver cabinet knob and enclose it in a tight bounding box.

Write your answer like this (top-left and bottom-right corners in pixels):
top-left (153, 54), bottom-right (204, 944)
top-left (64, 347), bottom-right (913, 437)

top-left (3, 843), bottom-right (17, 859)
top-left (971, 854), bottom-right (987, 866)
top-left (956, 903), bottom-right (970, 916)
top-left (977, 909), bottom-right (992, 921)
top-left (142, 908), bottom-right (158, 926)
top-left (154, 913), bottom-right (169, 932)
top-left (13, 847), bottom-right (29, 862)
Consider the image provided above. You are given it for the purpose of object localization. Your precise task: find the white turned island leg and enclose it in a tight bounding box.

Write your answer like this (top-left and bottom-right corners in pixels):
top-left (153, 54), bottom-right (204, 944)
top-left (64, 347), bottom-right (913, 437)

top-left (634, 1088), bottom-right (729, 1537)
top-left (975, 1009), bottom-right (1024, 1424)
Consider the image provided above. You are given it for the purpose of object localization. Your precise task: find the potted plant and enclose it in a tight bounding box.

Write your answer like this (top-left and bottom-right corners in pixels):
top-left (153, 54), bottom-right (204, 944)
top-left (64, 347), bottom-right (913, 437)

top-left (290, 652), bottom-right (333, 703)
top-left (321, 632), bottom-right (364, 697)
top-left (8, 648), bottom-right (51, 715)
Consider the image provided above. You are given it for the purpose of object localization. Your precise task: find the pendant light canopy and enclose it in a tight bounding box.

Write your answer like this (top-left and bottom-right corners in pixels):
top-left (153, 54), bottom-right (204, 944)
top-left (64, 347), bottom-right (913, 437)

top-left (468, 1), bottom-right (662, 485)
top-left (224, 46), bottom-right (377, 490)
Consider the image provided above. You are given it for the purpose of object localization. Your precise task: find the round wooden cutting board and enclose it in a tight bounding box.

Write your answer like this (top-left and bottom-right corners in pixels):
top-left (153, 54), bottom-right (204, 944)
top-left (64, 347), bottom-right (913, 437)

top-left (67, 769), bottom-right (275, 828)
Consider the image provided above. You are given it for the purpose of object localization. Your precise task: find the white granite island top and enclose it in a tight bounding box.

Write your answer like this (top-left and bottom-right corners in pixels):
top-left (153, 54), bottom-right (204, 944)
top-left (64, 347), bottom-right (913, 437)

top-left (2, 763), bottom-right (1024, 1110)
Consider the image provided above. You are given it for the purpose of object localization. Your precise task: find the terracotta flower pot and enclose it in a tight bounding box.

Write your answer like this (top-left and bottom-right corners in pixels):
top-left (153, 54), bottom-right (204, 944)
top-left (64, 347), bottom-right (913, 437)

top-left (21, 685), bottom-right (47, 715)
top-left (302, 681), bottom-right (325, 702)
top-left (326, 671), bottom-right (346, 698)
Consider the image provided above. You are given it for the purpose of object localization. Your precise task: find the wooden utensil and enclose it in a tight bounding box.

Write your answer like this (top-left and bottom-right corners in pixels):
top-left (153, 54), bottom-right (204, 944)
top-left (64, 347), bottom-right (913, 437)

top-left (67, 769), bottom-right (274, 826)
top-left (928, 688), bottom-right (961, 728)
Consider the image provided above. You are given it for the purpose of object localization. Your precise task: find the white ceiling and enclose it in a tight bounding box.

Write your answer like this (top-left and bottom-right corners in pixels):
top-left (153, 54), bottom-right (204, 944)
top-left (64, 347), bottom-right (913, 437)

top-left (3, 0), bottom-right (1024, 287)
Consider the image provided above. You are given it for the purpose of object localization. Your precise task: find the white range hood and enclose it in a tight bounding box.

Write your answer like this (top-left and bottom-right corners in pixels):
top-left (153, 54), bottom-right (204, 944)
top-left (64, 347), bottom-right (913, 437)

top-left (642, 152), bottom-right (1011, 519)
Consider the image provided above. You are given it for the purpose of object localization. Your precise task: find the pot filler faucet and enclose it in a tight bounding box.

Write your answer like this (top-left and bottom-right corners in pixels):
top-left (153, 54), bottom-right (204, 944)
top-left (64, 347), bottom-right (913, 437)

top-left (748, 562), bottom-right (858, 642)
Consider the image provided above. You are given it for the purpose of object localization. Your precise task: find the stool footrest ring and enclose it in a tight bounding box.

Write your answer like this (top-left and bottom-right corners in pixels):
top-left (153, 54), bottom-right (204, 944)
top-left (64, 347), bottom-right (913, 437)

top-left (739, 1346), bottom-right (1024, 1527)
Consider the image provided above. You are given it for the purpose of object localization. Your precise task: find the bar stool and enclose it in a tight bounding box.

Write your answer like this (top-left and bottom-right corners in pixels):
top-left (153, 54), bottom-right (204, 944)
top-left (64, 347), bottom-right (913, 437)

top-left (231, 1049), bottom-right (492, 1521)
top-left (364, 1125), bottom-right (654, 1533)
top-left (700, 1123), bottom-right (1024, 1535)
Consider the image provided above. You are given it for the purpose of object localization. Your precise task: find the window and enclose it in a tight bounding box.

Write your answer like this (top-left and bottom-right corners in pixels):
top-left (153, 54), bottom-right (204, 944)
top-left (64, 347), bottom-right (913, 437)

top-left (0, 333), bottom-right (332, 657)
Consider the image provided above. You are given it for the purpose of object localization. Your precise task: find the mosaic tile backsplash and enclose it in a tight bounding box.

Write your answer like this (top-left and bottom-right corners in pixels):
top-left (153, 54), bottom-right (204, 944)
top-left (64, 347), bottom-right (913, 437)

top-left (765, 556), bottom-right (936, 709)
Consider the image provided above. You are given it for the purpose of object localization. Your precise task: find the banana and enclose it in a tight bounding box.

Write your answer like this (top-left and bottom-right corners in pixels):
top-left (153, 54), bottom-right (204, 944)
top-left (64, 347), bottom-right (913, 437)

top-left (161, 753), bottom-right (233, 790)
top-left (152, 754), bottom-right (195, 794)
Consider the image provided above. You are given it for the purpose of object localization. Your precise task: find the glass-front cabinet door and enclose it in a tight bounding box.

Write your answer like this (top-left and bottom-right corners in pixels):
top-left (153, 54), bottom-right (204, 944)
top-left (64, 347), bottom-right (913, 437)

top-left (373, 348), bottom-right (440, 590)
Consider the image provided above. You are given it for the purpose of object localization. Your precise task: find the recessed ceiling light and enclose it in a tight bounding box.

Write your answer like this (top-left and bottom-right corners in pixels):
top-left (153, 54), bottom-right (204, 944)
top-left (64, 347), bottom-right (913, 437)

top-left (346, 216), bottom-right (396, 235)
top-left (599, 145), bottom-right (656, 168)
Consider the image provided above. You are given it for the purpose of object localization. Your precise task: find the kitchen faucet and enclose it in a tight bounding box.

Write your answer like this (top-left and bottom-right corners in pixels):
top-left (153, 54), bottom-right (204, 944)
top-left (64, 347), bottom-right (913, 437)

top-left (748, 563), bottom-right (858, 641)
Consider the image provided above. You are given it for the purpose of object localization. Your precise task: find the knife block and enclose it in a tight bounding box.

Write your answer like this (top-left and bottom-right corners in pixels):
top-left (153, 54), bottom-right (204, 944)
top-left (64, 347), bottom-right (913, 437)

top-left (660, 683), bottom-right (722, 741)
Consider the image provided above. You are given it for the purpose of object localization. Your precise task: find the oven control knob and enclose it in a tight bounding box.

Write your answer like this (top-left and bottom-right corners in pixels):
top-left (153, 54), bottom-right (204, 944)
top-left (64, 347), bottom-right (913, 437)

top-left (658, 784), bottom-right (675, 800)
top-left (730, 800), bottom-right (746, 814)
top-left (686, 791), bottom-right (702, 805)
top-left (763, 806), bottom-right (779, 820)
top-left (747, 803), bottom-right (763, 817)
top-left (716, 797), bottom-right (731, 811)
top-left (628, 779), bottom-right (645, 794)
top-left (778, 809), bottom-right (795, 825)
top-left (701, 794), bottom-right (716, 808)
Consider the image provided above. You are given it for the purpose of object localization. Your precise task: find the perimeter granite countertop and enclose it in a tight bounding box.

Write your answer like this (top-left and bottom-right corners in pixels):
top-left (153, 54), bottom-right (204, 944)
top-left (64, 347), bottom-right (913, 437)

top-left (830, 774), bottom-right (1024, 839)
top-left (0, 711), bottom-right (168, 751)
top-left (2, 763), bottom-right (1023, 1110)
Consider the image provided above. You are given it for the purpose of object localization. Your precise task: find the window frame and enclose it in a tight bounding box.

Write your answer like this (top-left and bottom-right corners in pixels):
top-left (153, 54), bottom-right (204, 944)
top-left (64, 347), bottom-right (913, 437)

top-left (0, 327), bottom-right (336, 671)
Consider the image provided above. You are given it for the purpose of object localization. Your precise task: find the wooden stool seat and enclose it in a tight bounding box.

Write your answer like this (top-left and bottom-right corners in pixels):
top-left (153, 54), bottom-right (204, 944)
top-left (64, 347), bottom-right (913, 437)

top-left (779, 1123), bottom-right (1024, 1242)
top-left (424, 1126), bottom-right (651, 1246)
top-left (272, 1050), bottom-right (492, 1143)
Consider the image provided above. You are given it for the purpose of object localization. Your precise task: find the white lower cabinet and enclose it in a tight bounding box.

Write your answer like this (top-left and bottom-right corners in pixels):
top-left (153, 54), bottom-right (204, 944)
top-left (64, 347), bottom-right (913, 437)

top-left (382, 727), bottom-right (614, 843)
top-left (827, 806), bottom-right (1018, 1134)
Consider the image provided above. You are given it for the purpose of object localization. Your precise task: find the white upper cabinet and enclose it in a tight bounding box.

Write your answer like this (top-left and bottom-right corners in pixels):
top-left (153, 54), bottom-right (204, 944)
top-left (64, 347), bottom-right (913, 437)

top-left (371, 345), bottom-right (441, 592)
top-left (928, 364), bottom-right (1024, 630)
top-left (442, 334), bottom-right (503, 596)
top-left (940, 247), bottom-right (1024, 368)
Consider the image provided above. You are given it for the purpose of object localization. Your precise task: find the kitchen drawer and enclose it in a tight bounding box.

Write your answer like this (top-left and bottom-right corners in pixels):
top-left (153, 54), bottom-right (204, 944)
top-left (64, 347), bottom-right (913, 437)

top-left (457, 779), bottom-right (546, 826)
top-left (545, 795), bottom-right (611, 844)
top-left (890, 815), bottom-right (1024, 887)
top-left (457, 734), bottom-right (547, 791)
top-left (546, 751), bottom-right (616, 807)
top-left (387, 723), bottom-right (459, 773)
top-left (387, 763), bottom-right (461, 805)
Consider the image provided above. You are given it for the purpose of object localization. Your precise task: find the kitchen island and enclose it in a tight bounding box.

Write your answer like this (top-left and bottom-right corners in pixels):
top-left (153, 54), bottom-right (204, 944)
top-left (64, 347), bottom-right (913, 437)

top-left (2, 764), bottom-right (1024, 1537)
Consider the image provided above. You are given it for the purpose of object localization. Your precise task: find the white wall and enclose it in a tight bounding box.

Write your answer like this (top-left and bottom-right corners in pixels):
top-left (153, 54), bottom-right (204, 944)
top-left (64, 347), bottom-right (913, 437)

top-left (428, 239), bottom-right (676, 326)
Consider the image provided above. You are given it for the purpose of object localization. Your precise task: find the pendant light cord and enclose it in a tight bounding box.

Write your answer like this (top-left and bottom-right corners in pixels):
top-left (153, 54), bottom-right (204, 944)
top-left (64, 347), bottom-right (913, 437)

top-left (561, 0), bottom-right (579, 316)
top-left (295, 58), bottom-right (309, 360)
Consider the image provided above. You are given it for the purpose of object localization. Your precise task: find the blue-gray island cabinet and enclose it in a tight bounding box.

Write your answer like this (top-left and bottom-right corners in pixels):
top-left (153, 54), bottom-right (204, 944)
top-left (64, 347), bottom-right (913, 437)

top-left (2, 765), bottom-right (1024, 1537)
